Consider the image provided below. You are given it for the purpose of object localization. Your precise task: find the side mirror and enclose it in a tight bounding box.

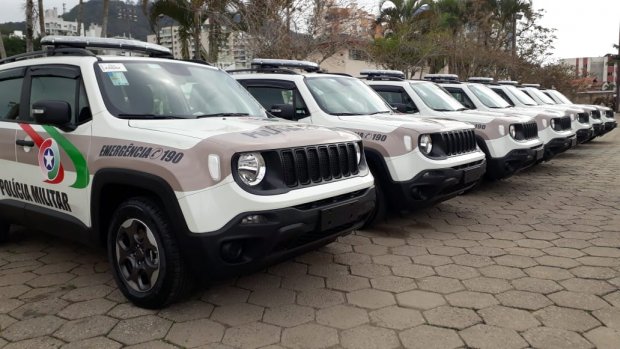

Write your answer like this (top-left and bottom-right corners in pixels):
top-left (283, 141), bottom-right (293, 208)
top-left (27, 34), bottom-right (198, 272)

top-left (269, 104), bottom-right (296, 120)
top-left (32, 100), bottom-right (73, 130)
top-left (391, 103), bottom-right (417, 114)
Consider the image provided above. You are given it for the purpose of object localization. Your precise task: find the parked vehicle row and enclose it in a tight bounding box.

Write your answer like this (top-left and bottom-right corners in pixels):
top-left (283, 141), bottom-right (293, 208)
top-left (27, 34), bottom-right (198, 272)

top-left (0, 36), bottom-right (615, 308)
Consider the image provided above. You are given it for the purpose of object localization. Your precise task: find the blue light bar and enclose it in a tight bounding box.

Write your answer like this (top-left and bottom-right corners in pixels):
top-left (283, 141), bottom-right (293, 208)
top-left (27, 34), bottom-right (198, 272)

top-left (468, 77), bottom-right (494, 83)
top-left (423, 73), bottom-right (459, 81)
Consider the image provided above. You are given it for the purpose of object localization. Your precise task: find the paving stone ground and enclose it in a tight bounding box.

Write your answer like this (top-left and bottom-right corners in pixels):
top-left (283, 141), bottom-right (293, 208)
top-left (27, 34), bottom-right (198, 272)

top-left (1, 128), bottom-right (620, 348)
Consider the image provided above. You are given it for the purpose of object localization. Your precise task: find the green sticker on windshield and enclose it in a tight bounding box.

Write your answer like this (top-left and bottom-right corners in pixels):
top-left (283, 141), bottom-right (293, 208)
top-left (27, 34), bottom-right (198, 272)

top-left (107, 71), bottom-right (129, 86)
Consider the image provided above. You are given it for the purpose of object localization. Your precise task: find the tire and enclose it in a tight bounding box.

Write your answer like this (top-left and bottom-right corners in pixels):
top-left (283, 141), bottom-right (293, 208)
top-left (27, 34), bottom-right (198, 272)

top-left (361, 180), bottom-right (387, 229)
top-left (107, 197), bottom-right (193, 309)
top-left (0, 218), bottom-right (10, 243)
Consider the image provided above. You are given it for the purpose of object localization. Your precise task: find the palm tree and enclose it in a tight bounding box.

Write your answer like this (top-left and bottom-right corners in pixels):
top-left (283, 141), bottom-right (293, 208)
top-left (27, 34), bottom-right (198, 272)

top-left (77, 0), bottom-right (83, 36)
top-left (37, 0), bottom-right (45, 37)
top-left (0, 34), bottom-right (7, 59)
top-left (101, 0), bottom-right (110, 37)
top-left (149, 0), bottom-right (200, 59)
top-left (25, 0), bottom-right (34, 52)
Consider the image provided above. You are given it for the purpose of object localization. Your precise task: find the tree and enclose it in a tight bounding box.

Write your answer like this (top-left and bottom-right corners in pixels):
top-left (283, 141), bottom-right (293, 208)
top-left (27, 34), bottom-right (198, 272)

top-left (149, 0), bottom-right (204, 59)
top-left (25, 0), bottom-right (34, 52)
top-left (37, 0), bottom-right (45, 37)
top-left (102, 0), bottom-right (110, 37)
top-left (0, 34), bottom-right (7, 59)
top-left (77, 0), bottom-right (83, 36)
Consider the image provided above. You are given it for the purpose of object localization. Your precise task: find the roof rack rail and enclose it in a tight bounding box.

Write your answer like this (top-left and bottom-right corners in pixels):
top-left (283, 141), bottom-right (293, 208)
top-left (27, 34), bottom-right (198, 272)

top-left (497, 80), bottom-right (519, 85)
top-left (521, 83), bottom-right (541, 88)
top-left (41, 36), bottom-right (172, 57)
top-left (468, 77), bottom-right (494, 84)
top-left (250, 58), bottom-right (320, 73)
top-left (0, 46), bottom-right (97, 65)
top-left (424, 73), bottom-right (459, 82)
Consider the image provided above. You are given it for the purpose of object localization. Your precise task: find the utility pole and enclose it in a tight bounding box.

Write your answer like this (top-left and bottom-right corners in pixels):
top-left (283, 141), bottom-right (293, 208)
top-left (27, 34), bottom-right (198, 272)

top-left (616, 22), bottom-right (620, 112)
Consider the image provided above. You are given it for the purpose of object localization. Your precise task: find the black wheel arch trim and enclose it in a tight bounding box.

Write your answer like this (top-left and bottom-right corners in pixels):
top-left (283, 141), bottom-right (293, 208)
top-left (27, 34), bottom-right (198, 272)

top-left (91, 168), bottom-right (190, 246)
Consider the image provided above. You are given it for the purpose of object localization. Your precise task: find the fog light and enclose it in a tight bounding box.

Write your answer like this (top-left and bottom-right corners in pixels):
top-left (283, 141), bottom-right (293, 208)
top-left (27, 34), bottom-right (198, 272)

top-left (241, 214), bottom-right (266, 224)
top-left (221, 241), bottom-right (244, 263)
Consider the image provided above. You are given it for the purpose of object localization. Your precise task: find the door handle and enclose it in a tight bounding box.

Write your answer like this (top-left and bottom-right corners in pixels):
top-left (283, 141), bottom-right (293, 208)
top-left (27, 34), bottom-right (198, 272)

top-left (16, 139), bottom-right (35, 147)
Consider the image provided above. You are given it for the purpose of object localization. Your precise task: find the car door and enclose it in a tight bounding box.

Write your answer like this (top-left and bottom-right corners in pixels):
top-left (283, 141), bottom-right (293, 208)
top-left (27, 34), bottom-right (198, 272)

top-left (0, 67), bottom-right (25, 215)
top-left (237, 79), bottom-right (310, 121)
top-left (14, 64), bottom-right (92, 228)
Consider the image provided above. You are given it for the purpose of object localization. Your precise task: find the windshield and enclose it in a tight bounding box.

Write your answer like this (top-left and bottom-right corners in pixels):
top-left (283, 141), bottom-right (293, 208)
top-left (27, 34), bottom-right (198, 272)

top-left (549, 90), bottom-right (572, 104)
top-left (410, 82), bottom-right (466, 111)
top-left (469, 84), bottom-right (511, 108)
top-left (504, 85), bottom-right (537, 106)
top-left (96, 61), bottom-right (265, 119)
top-left (525, 87), bottom-right (556, 105)
top-left (304, 76), bottom-right (392, 115)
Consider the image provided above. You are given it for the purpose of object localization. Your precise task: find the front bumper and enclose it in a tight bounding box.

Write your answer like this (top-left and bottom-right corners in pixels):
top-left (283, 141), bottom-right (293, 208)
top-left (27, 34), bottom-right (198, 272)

top-left (604, 121), bottom-right (617, 132)
top-left (487, 146), bottom-right (544, 180)
top-left (543, 135), bottom-right (577, 160)
top-left (383, 160), bottom-right (486, 210)
top-left (178, 187), bottom-right (375, 280)
top-left (576, 128), bottom-right (594, 143)
top-left (592, 123), bottom-right (604, 136)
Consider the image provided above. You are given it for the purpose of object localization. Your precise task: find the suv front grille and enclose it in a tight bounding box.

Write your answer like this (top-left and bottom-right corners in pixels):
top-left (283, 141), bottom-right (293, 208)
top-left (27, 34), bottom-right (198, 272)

top-left (440, 129), bottom-right (477, 156)
top-left (278, 142), bottom-right (360, 187)
top-left (578, 112), bottom-right (589, 123)
top-left (553, 117), bottom-right (571, 131)
top-left (591, 110), bottom-right (601, 119)
top-left (605, 110), bottom-right (614, 119)
top-left (521, 121), bottom-right (538, 140)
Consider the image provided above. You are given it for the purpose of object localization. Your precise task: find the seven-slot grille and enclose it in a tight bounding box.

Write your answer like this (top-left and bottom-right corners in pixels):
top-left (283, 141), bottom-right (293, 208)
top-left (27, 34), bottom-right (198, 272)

top-left (578, 112), bottom-right (589, 123)
top-left (278, 142), bottom-right (360, 187)
top-left (557, 116), bottom-right (572, 130)
top-left (591, 110), bottom-right (601, 119)
top-left (521, 121), bottom-right (538, 140)
top-left (606, 110), bottom-right (615, 119)
top-left (440, 129), bottom-right (477, 156)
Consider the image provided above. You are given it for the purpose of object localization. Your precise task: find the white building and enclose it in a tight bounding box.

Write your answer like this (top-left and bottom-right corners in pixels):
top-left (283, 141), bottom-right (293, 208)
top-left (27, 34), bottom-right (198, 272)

top-left (36, 8), bottom-right (102, 37)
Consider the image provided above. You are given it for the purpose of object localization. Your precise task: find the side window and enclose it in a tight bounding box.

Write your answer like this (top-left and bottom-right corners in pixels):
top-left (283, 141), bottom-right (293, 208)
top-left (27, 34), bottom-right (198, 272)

top-left (376, 90), bottom-right (418, 113)
top-left (28, 76), bottom-right (78, 123)
top-left (246, 86), bottom-right (309, 120)
top-left (447, 89), bottom-right (475, 109)
top-left (491, 88), bottom-right (514, 106)
top-left (0, 78), bottom-right (24, 120)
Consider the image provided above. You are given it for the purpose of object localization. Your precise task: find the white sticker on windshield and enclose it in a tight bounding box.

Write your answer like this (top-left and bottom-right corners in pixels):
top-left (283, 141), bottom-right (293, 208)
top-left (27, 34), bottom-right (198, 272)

top-left (99, 63), bottom-right (127, 72)
top-left (107, 72), bottom-right (129, 86)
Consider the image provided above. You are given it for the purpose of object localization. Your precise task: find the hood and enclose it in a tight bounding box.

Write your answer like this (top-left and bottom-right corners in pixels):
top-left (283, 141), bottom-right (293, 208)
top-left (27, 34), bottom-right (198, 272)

top-left (460, 109), bottom-right (534, 123)
top-left (129, 117), bottom-right (359, 148)
top-left (337, 113), bottom-right (474, 133)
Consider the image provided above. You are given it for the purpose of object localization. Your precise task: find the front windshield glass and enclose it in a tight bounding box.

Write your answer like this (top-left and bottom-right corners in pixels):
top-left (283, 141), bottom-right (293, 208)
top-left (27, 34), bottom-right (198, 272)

top-left (410, 82), bottom-right (466, 111)
top-left (549, 90), bottom-right (572, 104)
top-left (505, 85), bottom-right (537, 106)
top-left (526, 88), bottom-right (556, 105)
top-left (96, 60), bottom-right (265, 119)
top-left (469, 84), bottom-right (511, 108)
top-left (304, 76), bottom-right (392, 115)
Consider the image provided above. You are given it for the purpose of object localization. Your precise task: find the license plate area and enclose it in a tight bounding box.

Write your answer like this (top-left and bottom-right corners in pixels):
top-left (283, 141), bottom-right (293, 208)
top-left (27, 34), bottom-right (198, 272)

top-left (536, 149), bottom-right (544, 160)
top-left (321, 201), bottom-right (359, 231)
top-left (463, 165), bottom-right (484, 184)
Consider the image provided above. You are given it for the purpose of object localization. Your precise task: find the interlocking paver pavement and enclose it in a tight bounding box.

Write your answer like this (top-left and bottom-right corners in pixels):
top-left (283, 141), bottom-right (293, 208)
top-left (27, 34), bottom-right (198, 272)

top-left (1, 129), bottom-right (620, 347)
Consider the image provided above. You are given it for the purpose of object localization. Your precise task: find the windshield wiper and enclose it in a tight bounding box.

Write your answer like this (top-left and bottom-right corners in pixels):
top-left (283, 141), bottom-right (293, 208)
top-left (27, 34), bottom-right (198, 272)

top-left (433, 108), bottom-right (458, 112)
top-left (330, 112), bottom-right (360, 116)
top-left (117, 114), bottom-right (185, 119)
top-left (366, 111), bottom-right (392, 115)
top-left (196, 113), bottom-right (250, 118)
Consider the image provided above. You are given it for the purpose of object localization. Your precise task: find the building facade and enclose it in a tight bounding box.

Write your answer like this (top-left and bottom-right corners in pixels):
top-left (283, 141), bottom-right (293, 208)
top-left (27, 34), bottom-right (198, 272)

top-left (561, 56), bottom-right (618, 89)
top-left (35, 8), bottom-right (101, 37)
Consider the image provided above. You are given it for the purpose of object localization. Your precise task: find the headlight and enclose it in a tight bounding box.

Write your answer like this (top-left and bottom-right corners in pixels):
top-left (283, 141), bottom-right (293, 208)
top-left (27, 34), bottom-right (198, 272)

top-left (419, 134), bottom-right (433, 155)
top-left (353, 142), bottom-right (362, 164)
top-left (550, 119), bottom-right (556, 130)
top-left (509, 125), bottom-right (516, 139)
top-left (237, 152), bottom-right (266, 186)
top-left (570, 114), bottom-right (575, 121)
top-left (542, 119), bottom-right (547, 128)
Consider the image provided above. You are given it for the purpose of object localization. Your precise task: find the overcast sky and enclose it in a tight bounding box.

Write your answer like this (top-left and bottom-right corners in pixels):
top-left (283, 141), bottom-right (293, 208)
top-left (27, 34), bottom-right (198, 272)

top-left (2, 0), bottom-right (619, 59)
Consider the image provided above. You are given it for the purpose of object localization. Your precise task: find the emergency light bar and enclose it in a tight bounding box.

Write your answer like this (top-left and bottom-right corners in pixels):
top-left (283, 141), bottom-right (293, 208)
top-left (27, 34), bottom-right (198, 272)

top-left (360, 69), bottom-right (406, 78)
top-left (497, 80), bottom-right (519, 85)
top-left (468, 77), bottom-right (494, 83)
top-left (521, 83), bottom-right (541, 88)
top-left (423, 73), bottom-right (459, 82)
top-left (41, 36), bottom-right (172, 57)
top-left (251, 58), bottom-right (320, 72)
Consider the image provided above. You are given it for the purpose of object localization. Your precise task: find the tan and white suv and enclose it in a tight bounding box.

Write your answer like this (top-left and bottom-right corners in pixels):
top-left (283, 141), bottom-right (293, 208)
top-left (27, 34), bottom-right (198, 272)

top-left (0, 37), bottom-right (375, 308)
